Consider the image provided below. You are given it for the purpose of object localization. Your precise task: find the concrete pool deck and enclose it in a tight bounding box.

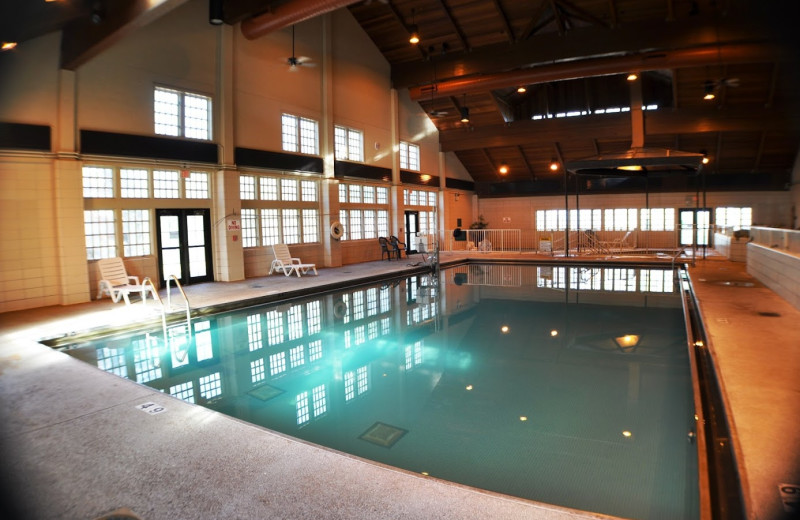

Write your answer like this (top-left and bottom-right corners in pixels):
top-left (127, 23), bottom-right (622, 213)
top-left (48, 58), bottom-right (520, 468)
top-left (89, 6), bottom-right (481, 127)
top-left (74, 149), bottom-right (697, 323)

top-left (0, 252), bottom-right (798, 520)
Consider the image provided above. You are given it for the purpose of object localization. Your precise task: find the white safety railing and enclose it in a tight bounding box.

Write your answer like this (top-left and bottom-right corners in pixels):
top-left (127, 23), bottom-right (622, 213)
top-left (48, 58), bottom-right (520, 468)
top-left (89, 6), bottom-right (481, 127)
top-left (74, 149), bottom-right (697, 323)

top-left (443, 228), bottom-right (684, 255)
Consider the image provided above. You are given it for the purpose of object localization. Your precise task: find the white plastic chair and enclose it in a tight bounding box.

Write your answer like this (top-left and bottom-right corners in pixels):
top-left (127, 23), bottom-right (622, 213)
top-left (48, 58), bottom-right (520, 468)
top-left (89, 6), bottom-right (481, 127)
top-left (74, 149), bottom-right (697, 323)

top-left (96, 257), bottom-right (155, 305)
top-left (268, 244), bottom-right (318, 277)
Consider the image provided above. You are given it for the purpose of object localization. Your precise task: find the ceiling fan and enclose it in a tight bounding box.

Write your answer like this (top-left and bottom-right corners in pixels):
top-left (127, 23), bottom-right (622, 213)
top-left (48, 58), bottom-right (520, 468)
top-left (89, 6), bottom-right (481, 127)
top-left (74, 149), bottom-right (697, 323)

top-left (285, 25), bottom-right (316, 71)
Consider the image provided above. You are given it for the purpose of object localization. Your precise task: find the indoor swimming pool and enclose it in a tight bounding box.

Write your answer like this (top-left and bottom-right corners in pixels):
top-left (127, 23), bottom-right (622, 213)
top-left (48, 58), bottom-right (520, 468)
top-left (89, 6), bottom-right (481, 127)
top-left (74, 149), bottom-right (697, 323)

top-left (59, 264), bottom-right (700, 520)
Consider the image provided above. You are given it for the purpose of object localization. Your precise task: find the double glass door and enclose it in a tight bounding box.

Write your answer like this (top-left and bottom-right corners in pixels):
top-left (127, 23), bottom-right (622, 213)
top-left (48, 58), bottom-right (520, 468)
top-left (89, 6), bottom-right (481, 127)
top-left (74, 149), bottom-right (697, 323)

top-left (679, 208), bottom-right (711, 248)
top-left (156, 209), bottom-right (213, 286)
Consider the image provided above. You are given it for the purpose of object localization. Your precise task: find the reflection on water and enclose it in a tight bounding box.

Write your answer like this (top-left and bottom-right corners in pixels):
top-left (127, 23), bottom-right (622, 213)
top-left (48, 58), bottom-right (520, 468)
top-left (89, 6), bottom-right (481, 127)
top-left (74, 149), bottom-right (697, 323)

top-left (64, 265), bottom-right (698, 520)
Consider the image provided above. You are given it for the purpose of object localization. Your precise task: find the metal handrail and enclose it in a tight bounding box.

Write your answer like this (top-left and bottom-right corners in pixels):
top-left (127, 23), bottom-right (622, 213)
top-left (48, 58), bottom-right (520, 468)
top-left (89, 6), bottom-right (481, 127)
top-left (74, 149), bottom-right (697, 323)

top-left (166, 275), bottom-right (192, 342)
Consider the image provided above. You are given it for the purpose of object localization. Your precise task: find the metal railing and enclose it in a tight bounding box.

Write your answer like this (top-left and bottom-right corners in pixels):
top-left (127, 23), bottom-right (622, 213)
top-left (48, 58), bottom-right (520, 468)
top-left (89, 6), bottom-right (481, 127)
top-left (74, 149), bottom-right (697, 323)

top-left (443, 228), bottom-right (685, 255)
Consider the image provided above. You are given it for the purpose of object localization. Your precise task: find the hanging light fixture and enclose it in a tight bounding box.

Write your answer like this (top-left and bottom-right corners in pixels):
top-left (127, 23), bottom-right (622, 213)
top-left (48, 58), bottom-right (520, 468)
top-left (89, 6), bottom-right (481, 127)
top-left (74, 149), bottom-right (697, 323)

top-left (703, 80), bottom-right (716, 100)
top-left (498, 164), bottom-right (509, 175)
top-left (549, 160), bottom-right (559, 171)
top-left (627, 73), bottom-right (638, 81)
top-left (459, 106), bottom-right (470, 123)
top-left (516, 85), bottom-right (527, 93)
top-left (408, 9), bottom-right (420, 45)
top-left (209, 0), bottom-right (224, 25)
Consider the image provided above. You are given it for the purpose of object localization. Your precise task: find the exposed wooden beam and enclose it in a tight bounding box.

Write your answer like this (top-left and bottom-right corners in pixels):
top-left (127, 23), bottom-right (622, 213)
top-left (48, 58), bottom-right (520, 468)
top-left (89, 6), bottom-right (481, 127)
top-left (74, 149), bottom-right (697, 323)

top-left (491, 0), bottom-right (515, 43)
top-left (517, 146), bottom-right (535, 178)
top-left (433, 0), bottom-right (470, 51)
top-left (392, 14), bottom-right (774, 88)
top-left (438, 107), bottom-right (796, 152)
top-left (550, 0), bottom-right (566, 36)
top-left (520, 1), bottom-right (552, 41)
top-left (558, 0), bottom-right (612, 29)
top-left (60, 0), bottom-right (190, 70)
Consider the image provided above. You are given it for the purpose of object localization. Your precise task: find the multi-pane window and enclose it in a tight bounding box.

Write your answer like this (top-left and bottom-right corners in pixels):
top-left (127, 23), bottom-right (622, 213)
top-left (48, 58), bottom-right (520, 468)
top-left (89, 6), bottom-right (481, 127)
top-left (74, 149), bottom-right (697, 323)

top-left (569, 209), bottom-right (602, 230)
top-left (302, 209), bottom-right (319, 243)
top-left (153, 170), bottom-right (180, 198)
top-left (260, 177), bottom-right (279, 200)
top-left (282, 209), bottom-right (300, 244)
top-left (404, 189), bottom-right (436, 207)
top-left (241, 175), bottom-right (320, 247)
top-left (120, 169), bottom-right (149, 198)
top-left (154, 86), bottom-right (212, 140)
top-left (640, 208), bottom-right (675, 231)
top-left (715, 207), bottom-right (752, 230)
top-left (399, 141), bottom-right (420, 171)
top-left (240, 175), bottom-right (256, 200)
top-left (185, 172), bottom-right (209, 199)
top-left (282, 114), bottom-right (319, 155)
top-left (281, 179), bottom-right (298, 201)
top-left (339, 183), bottom-right (391, 241)
top-left (241, 209), bottom-right (258, 248)
top-left (122, 210), bottom-right (151, 257)
top-left (261, 209), bottom-right (280, 246)
top-left (604, 208), bottom-right (638, 231)
top-left (83, 167), bottom-right (114, 198)
top-left (334, 125), bottom-right (364, 162)
top-left (84, 210), bottom-right (117, 260)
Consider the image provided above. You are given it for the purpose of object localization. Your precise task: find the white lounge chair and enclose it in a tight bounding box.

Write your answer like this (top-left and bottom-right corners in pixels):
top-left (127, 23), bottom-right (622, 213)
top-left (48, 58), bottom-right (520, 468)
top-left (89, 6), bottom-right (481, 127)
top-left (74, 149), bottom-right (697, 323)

top-left (96, 257), bottom-right (156, 305)
top-left (599, 231), bottom-right (634, 253)
top-left (268, 244), bottom-right (318, 277)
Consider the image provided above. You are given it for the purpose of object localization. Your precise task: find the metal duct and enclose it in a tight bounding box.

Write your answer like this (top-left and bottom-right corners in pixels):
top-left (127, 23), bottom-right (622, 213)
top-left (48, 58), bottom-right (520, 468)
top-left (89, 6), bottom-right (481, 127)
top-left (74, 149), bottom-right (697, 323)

top-left (241, 0), bottom-right (360, 40)
top-left (408, 42), bottom-right (784, 101)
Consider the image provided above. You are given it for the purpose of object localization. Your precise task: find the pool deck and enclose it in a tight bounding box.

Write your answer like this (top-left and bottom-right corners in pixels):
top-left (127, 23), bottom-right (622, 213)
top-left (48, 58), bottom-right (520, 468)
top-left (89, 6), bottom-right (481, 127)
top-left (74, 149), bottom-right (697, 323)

top-left (0, 251), bottom-right (798, 520)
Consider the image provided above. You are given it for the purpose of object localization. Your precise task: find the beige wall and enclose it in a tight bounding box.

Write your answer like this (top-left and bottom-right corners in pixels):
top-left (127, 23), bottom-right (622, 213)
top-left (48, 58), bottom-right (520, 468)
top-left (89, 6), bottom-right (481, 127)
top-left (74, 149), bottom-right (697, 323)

top-left (0, 0), bottom-right (477, 313)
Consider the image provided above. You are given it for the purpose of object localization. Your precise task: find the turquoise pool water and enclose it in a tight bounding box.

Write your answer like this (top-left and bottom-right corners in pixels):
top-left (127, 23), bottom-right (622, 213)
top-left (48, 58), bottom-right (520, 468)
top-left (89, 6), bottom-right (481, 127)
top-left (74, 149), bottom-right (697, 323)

top-left (63, 264), bottom-right (699, 519)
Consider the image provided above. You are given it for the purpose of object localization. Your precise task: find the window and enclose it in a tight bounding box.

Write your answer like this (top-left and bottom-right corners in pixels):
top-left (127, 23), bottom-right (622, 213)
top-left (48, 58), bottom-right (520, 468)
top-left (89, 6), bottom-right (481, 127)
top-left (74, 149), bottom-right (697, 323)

top-left (260, 177), bottom-right (279, 201)
top-left (399, 141), bottom-right (420, 171)
top-left (282, 114), bottom-right (319, 155)
top-left (84, 210), bottom-right (117, 260)
top-left (153, 86), bottom-right (212, 140)
top-left (153, 170), bottom-right (180, 198)
top-left (120, 169), bottom-right (148, 198)
top-left (241, 209), bottom-right (258, 248)
top-left (122, 210), bottom-right (151, 257)
top-left (334, 125), bottom-right (364, 161)
top-left (281, 178), bottom-right (298, 201)
top-left (261, 209), bottom-right (280, 246)
top-left (640, 208), bottom-right (675, 231)
top-left (716, 207), bottom-right (752, 230)
top-left (301, 180), bottom-right (317, 202)
top-left (604, 208), bottom-right (637, 231)
top-left (340, 183), bottom-right (391, 241)
top-left (240, 175), bottom-right (256, 200)
top-left (282, 209), bottom-right (300, 244)
top-left (82, 166), bottom-right (114, 198)
top-left (184, 172), bottom-right (209, 199)
top-left (302, 209), bottom-right (319, 243)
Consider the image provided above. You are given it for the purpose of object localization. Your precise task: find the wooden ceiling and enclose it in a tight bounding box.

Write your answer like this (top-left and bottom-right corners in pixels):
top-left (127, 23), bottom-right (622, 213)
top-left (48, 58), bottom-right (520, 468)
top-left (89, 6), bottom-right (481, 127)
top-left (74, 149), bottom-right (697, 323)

top-left (3, 0), bottom-right (799, 196)
top-left (344, 0), bottom-right (800, 195)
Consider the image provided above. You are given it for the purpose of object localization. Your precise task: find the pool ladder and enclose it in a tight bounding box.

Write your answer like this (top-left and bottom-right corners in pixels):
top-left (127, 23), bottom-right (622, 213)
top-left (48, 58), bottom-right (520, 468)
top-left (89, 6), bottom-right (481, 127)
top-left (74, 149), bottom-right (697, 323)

top-left (141, 275), bottom-right (193, 346)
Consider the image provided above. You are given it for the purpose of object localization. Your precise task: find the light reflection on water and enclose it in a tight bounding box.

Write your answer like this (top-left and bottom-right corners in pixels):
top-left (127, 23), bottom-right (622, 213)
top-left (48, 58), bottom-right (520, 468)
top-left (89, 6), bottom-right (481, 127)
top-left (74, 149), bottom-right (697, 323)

top-left (65, 265), bottom-right (698, 520)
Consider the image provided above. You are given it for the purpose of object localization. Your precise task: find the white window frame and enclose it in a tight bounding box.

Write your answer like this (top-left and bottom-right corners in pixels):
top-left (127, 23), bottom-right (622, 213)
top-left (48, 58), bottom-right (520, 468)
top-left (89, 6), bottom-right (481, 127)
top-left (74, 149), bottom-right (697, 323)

top-left (334, 125), bottom-right (364, 162)
top-left (399, 141), bottom-right (420, 171)
top-left (153, 86), bottom-right (212, 140)
top-left (282, 113), bottom-right (319, 155)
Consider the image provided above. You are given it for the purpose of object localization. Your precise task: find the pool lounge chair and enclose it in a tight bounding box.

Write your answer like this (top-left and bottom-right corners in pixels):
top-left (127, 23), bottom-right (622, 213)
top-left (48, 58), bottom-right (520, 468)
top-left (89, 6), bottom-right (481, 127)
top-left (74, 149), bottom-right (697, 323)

top-left (599, 231), bottom-right (634, 254)
top-left (269, 243), bottom-right (318, 277)
top-left (96, 257), bottom-right (156, 305)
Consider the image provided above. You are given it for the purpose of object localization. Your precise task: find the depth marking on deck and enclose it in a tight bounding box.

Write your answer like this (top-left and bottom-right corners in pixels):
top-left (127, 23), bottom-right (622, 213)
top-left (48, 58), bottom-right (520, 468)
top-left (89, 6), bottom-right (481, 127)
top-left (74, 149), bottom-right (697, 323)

top-left (135, 402), bottom-right (167, 415)
top-left (716, 318), bottom-right (730, 324)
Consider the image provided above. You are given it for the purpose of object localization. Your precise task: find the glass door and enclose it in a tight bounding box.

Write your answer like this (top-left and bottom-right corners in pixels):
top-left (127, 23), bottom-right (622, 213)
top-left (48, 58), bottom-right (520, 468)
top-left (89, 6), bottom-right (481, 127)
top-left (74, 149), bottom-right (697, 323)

top-left (156, 209), bottom-right (213, 286)
top-left (679, 208), bottom-right (711, 248)
top-left (404, 211), bottom-right (419, 254)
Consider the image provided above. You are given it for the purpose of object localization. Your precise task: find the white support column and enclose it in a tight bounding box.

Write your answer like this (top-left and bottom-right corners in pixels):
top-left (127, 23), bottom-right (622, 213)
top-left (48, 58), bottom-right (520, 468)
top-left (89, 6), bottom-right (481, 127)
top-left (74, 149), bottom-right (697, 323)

top-left (54, 68), bottom-right (91, 304)
top-left (390, 88), bottom-right (403, 238)
top-left (321, 13), bottom-right (341, 267)
top-left (213, 22), bottom-right (244, 281)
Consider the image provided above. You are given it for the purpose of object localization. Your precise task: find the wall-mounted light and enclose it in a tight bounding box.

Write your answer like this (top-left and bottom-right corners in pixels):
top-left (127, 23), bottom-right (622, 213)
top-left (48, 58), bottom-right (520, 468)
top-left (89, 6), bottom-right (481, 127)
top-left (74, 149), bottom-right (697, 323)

top-left (1, 42), bottom-right (17, 51)
top-left (498, 164), bottom-right (509, 175)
